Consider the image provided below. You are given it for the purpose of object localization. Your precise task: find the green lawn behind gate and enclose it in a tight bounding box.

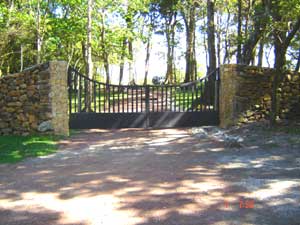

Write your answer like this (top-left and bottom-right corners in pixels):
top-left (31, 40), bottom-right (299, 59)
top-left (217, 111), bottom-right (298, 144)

top-left (69, 83), bottom-right (213, 112)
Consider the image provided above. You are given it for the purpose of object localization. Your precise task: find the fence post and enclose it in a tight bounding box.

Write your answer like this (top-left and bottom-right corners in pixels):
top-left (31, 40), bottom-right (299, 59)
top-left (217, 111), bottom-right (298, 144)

top-left (145, 85), bottom-right (150, 128)
top-left (214, 68), bottom-right (220, 111)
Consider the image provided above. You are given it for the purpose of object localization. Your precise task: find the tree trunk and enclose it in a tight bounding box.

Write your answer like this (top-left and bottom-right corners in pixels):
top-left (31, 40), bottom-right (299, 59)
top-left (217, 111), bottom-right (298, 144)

top-left (240, 1), bottom-right (268, 65)
top-left (81, 41), bottom-right (87, 70)
top-left (207, 0), bottom-right (216, 75)
top-left (237, 0), bottom-right (242, 64)
top-left (216, 12), bottom-right (221, 67)
top-left (244, 0), bottom-right (251, 42)
top-left (100, 10), bottom-right (110, 84)
top-left (128, 40), bottom-right (134, 84)
top-left (257, 40), bottom-right (264, 67)
top-left (184, 7), bottom-right (196, 83)
top-left (6, 0), bottom-right (14, 28)
top-left (270, 34), bottom-right (286, 125)
top-left (223, 8), bottom-right (231, 64)
top-left (87, 0), bottom-right (93, 79)
top-left (85, 0), bottom-right (93, 112)
top-left (166, 29), bottom-right (173, 83)
top-left (206, 0), bottom-right (216, 104)
top-left (171, 18), bottom-right (176, 82)
top-left (241, 29), bottom-right (265, 65)
top-left (37, 0), bottom-right (41, 64)
top-left (203, 20), bottom-right (208, 68)
top-left (269, 4), bottom-right (300, 125)
top-left (119, 38), bottom-right (126, 85)
top-left (295, 48), bottom-right (300, 72)
top-left (165, 13), bottom-right (176, 84)
top-left (193, 30), bottom-right (197, 81)
top-left (103, 54), bottom-right (110, 84)
top-left (125, 12), bottom-right (134, 85)
top-left (20, 44), bottom-right (23, 71)
top-left (144, 34), bottom-right (151, 85)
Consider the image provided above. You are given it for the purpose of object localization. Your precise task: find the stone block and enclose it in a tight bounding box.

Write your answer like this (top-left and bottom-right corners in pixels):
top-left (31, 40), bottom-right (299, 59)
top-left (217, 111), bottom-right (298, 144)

top-left (7, 102), bottom-right (22, 107)
top-left (37, 120), bottom-right (53, 132)
top-left (8, 90), bottom-right (20, 97)
top-left (0, 122), bottom-right (8, 129)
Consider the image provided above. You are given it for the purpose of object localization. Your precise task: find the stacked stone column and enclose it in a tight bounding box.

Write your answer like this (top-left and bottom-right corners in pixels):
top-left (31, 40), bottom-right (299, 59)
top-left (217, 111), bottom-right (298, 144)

top-left (0, 61), bottom-right (69, 136)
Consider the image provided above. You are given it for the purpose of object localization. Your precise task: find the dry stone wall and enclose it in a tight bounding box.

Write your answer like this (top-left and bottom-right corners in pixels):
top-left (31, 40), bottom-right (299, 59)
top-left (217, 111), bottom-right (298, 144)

top-left (0, 61), bottom-right (69, 136)
top-left (219, 64), bottom-right (300, 127)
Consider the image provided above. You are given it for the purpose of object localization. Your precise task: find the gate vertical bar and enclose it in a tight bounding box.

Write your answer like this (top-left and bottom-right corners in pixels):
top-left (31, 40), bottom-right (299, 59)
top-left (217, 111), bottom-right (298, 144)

top-left (126, 87), bottom-right (129, 113)
top-left (78, 75), bottom-right (82, 112)
top-left (183, 87), bottom-right (186, 111)
top-left (136, 87), bottom-right (138, 112)
top-left (191, 84), bottom-right (194, 112)
top-left (131, 87), bottom-right (134, 112)
top-left (161, 86), bottom-right (163, 111)
top-left (195, 83), bottom-right (199, 111)
top-left (103, 84), bottom-right (106, 113)
top-left (145, 85), bottom-right (150, 128)
top-left (152, 86), bottom-right (154, 112)
top-left (108, 84), bottom-right (111, 113)
top-left (93, 81), bottom-right (96, 112)
top-left (174, 86), bottom-right (177, 112)
top-left (74, 72), bottom-right (77, 113)
top-left (117, 86), bottom-right (120, 113)
top-left (112, 86), bottom-right (115, 113)
top-left (98, 83), bottom-right (101, 112)
top-left (68, 68), bottom-right (72, 114)
top-left (156, 86), bottom-right (159, 112)
top-left (170, 86), bottom-right (173, 111)
top-left (165, 86), bottom-right (168, 111)
top-left (122, 87), bottom-right (124, 113)
top-left (187, 86), bottom-right (190, 111)
top-left (140, 87), bottom-right (143, 112)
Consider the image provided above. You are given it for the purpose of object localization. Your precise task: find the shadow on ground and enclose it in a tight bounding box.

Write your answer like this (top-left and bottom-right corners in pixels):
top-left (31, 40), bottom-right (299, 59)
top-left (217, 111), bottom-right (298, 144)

top-left (0, 128), bottom-right (299, 225)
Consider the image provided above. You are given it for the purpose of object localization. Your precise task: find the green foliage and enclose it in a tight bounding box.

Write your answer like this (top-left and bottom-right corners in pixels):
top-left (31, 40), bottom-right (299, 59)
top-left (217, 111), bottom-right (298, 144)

top-left (1, 0), bottom-right (300, 80)
top-left (0, 135), bottom-right (60, 164)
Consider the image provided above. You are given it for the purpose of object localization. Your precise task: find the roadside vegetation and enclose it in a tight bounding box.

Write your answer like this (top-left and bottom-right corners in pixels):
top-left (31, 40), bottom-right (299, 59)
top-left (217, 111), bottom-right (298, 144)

top-left (0, 135), bottom-right (61, 163)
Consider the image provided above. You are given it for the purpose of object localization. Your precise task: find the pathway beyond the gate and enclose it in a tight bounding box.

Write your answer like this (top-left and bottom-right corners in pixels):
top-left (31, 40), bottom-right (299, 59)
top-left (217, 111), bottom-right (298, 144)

top-left (0, 128), bottom-right (300, 225)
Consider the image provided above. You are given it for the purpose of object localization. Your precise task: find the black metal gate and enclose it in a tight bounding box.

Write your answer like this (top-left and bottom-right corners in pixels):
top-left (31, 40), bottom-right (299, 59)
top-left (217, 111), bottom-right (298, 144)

top-left (68, 67), bottom-right (220, 129)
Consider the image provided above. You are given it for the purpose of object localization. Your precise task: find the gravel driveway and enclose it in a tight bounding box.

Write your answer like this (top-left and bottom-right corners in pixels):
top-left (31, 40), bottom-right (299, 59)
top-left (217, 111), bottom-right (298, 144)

top-left (0, 128), bottom-right (300, 225)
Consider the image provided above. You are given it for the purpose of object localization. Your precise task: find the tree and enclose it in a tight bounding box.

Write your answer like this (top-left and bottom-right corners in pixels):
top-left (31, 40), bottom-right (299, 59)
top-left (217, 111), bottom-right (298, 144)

top-left (84, 0), bottom-right (93, 112)
top-left (236, 0), bottom-right (242, 64)
top-left (206, 0), bottom-right (216, 75)
top-left (86, 0), bottom-right (93, 80)
top-left (267, 1), bottom-right (300, 124)
top-left (182, 0), bottom-right (197, 82)
top-left (36, 0), bottom-right (41, 64)
top-left (143, 11), bottom-right (157, 85)
top-left (151, 0), bottom-right (179, 84)
top-left (240, 0), bottom-right (268, 65)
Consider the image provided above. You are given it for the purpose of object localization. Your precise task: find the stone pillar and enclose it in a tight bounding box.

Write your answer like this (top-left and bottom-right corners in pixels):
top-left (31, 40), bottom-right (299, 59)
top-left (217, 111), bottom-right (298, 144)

top-left (219, 65), bottom-right (237, 128)
top-left (0, 61), bottom-right (69, 136)
top-left (49, 61), bottom-right (69, 136)
top-left (219, 64), bottom-right (283, 128)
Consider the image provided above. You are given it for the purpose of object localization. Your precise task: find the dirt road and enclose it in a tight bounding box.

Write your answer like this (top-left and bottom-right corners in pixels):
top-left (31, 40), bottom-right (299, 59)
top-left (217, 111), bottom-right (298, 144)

top-left (0, 128), bottom-right (299, 225)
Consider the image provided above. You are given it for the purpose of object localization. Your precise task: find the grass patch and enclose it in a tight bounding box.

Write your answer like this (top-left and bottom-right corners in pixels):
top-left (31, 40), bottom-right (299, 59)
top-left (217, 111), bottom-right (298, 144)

top-left (0, 135), bottom-right (60, 164)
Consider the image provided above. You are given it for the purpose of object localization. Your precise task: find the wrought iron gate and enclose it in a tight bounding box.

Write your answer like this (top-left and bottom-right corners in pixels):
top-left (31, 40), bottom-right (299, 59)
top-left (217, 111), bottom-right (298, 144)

top-left (68, 67), bottom-right (219, 129)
